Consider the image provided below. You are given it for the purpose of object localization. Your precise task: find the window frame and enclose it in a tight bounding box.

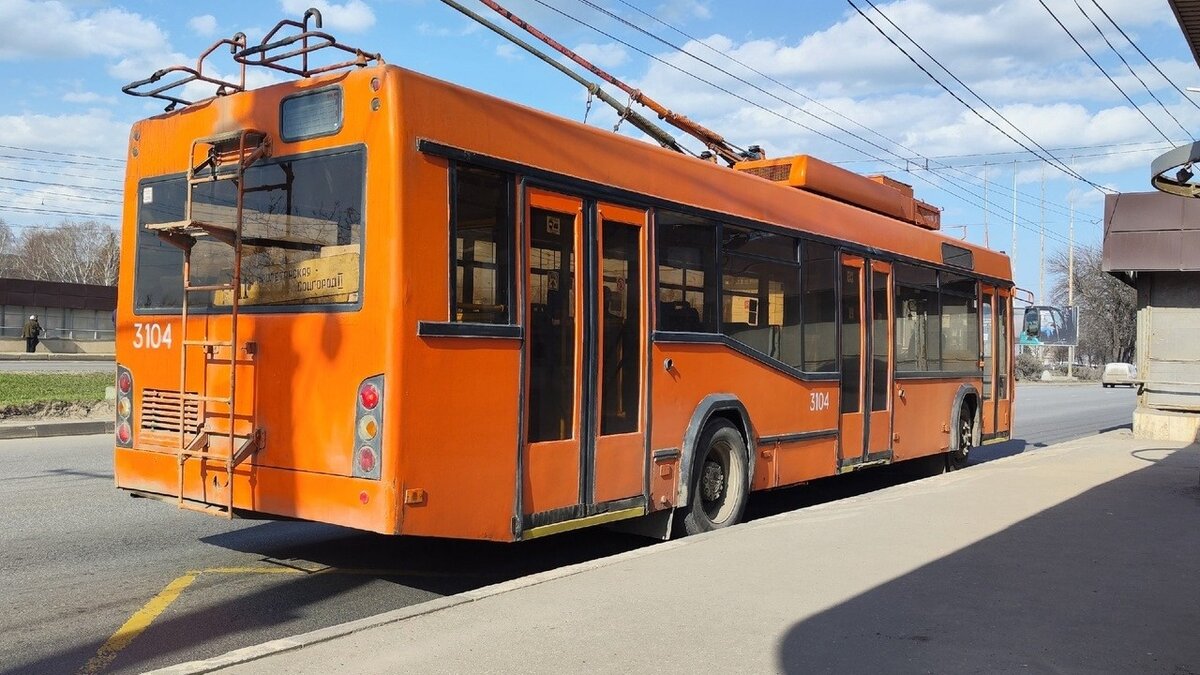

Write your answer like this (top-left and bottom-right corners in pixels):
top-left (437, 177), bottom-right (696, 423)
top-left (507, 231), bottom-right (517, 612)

top-left (447, 161), bottom-right (516, 327)
top-left (132, 145), bottom-right (368, 316)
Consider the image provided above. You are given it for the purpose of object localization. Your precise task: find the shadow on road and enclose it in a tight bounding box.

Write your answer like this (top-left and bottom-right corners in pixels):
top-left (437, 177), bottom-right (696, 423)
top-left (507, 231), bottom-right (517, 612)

top-left (776, 444), bottom-right (1200, 673)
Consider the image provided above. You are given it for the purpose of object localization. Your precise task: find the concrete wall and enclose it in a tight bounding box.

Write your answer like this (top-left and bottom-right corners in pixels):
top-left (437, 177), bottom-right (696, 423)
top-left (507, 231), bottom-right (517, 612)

top-left (1137, 272), bottom-right (1200, 413)
top-left (0, 337), bottom-right (115, 354)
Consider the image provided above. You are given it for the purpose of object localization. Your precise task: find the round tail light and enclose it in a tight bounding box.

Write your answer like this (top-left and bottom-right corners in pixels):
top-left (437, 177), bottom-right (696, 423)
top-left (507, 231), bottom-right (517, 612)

top-left (357, 446), bottom-right (377, 474)
top-left (117, 372), bottom-right (132, 394)
top-left (116, 422), bottom-right (132, 445)
top-left (359, 383), bottom-right (380, 410)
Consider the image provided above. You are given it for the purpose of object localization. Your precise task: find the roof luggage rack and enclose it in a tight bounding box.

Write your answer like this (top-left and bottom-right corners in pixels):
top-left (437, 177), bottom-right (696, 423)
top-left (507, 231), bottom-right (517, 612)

top-left (233, 8), bottom-right (384, 78)
top-left (121, 34), bottom-right (248, 111)
top-left (120, 7), bottom-right (384, 111)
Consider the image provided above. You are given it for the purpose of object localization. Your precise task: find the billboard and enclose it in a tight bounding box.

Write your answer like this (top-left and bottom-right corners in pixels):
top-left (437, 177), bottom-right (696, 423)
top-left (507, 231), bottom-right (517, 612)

top-left (1018, 305), bottom-right (1079, 347)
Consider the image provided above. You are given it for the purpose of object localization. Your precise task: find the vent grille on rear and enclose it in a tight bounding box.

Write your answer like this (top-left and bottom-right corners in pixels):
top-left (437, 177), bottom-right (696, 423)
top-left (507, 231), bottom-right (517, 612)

top-left (140, 388), bottom-right (201, 434)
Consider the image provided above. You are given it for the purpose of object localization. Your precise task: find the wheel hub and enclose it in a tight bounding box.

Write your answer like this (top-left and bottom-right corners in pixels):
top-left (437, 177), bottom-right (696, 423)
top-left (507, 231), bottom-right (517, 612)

top-left (701, 459), bottom-right (725, 503)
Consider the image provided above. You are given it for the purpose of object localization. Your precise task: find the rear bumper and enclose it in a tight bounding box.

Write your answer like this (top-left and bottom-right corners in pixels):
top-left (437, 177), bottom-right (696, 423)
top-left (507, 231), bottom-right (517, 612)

top-left (114, 446), bottom-right (398, 534)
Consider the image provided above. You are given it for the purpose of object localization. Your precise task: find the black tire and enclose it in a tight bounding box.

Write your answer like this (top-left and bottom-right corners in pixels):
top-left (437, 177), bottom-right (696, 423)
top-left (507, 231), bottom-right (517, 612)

top-left (947, 399), bottom-right (977, 471)
top-left (680, 418), bottom-right (749, 536)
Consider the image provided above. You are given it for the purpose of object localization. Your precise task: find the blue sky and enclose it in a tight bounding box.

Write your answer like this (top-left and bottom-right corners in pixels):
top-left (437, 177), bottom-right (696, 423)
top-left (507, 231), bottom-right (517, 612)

top-left (1, 0), bottom-right (1198, 298)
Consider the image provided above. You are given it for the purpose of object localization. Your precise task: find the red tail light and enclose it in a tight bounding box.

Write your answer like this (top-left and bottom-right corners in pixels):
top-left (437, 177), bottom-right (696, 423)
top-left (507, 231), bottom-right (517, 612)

top-left (359, 383), bottom-right (380, 410)
top-left (357, 446), bottom-right (377, 473)
top-left (117, 372), bottom-right (132, 394)
top-left (116, 422), bottom-right (132, 445)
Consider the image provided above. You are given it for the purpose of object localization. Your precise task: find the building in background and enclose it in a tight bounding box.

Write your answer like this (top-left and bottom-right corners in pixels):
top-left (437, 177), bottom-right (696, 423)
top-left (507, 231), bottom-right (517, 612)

top-left (0, 278), bottom-right (116, 352)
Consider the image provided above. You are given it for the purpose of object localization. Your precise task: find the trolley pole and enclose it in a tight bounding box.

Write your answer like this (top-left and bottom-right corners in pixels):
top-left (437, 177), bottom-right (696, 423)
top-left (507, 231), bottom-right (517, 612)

top-left (1039, 163), bottom-right (1046, 305)
top-left (1068, 157), bottom-right (1076, 378)
top-left (983, 163), bottom-right (990, 247)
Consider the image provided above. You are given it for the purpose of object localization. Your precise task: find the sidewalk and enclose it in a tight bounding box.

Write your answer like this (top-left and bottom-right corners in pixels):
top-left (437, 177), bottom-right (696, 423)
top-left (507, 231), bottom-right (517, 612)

top-left (156, 431), bottom-right (1200, 674)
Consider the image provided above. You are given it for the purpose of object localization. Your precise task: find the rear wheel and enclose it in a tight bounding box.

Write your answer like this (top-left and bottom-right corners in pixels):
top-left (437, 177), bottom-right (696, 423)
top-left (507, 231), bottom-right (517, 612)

top-left (947, 401), bottom-right (976, 471)
top-left (680, 419), bottom-right (749, 536)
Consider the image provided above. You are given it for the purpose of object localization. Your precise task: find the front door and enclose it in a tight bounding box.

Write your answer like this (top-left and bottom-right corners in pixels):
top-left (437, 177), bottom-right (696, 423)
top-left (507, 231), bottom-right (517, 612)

top-left (981, 286), bottom-right (997, 436)
top-left (522, 187), bottom-right (647, 529)
top-left (839, 254), bottom-right (893, 469)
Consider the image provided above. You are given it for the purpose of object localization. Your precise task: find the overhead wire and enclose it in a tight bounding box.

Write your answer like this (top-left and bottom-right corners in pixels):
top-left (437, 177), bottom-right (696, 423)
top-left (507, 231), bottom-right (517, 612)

top-left (574, 0), bottom-right (1086, 243)
top-left (1070, 0), bottom-right (1192, 140)
top-left (1036, 0), bottom-right (1173, 144)
top-left (606, 0), bottom-right (1101, 227)
top-left (851, 0), bottom-right (1107, 192)
top-left (1086, 0), bottom-right (1200, 112)
top-left (555, 0), bottom-right (1078, 247)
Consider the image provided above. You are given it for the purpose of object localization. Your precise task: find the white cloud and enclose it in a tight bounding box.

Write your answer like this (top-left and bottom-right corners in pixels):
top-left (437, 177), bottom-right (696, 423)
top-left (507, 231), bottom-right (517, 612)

top-left (62, 91), bottom-right (116, 105)
top-left (496, 43), bottom-right (522, 61)
top-left (188, 14), bottom-right (219, 37)
top-left (573, 43), bottom-right (629, 70)
top-left (0, 0), bottom-right (171, 61)
top-left (279, 0), bottom-right (375, 33)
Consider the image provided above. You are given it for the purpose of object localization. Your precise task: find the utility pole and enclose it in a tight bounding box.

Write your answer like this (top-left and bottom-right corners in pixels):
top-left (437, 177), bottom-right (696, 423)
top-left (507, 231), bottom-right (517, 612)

top-left (1068, 155), bottom-right (1076, 379)
top-left (1011, 160), bottom-right (1018, 277)
top-left (1039, 163), bottom-right (1046, 304)
top-left (983, 163), bottom-right (990, 247)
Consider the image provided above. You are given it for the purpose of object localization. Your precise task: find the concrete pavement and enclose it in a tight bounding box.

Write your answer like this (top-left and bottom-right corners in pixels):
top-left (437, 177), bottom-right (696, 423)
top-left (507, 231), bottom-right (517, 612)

top-left (152, 429), bottom-right (1200, 674)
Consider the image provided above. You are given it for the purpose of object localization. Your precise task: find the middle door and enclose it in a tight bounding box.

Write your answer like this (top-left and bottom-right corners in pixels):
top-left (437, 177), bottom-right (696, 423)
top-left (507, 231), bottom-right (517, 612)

top-left (522, 187), bottom-right (647, 526)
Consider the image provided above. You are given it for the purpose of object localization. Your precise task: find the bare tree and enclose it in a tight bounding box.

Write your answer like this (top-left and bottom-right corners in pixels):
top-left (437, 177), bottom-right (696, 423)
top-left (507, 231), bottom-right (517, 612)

top-left (0, 219), bottom-right (17, 278)
top-left (1049, 243), bottom-right (1136, 364)
top-left (12, 221), bottom-right (120, 285)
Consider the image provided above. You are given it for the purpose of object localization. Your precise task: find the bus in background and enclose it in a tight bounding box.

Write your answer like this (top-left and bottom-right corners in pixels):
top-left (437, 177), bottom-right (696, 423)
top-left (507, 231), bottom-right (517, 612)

top-left (113, 8), bottom-right (1013, 542)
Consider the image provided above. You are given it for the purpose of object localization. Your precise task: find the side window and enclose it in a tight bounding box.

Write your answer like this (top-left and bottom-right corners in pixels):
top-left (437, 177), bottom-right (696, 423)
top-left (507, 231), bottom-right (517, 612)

top-left (720, 225), bottom-right (800, 365)
top-left (657, 211), bottom-right (717, 332)
top-left (940, 273), bottom-right (979, 373)
top-left (894, 263), bottom-right (940, 371)
top-left (801, 241), bottom-right (837, 372)
top-left (451, 164), bottom-right (513, 324)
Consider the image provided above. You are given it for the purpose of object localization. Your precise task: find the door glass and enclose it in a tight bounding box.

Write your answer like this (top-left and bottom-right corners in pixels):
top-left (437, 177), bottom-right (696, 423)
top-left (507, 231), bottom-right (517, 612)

top-left (600, 221), bottom-right (640, 435)
top-left (998, 297), bottom-right (1009, 399)
top-left (871, 270), bottom-right (889, 412)
top-left (982, 293), bottom-right (993, 400)
top-left (840, 263), bottom-right (861, 414)
top-left (528, 207), bottom-right (575, 442)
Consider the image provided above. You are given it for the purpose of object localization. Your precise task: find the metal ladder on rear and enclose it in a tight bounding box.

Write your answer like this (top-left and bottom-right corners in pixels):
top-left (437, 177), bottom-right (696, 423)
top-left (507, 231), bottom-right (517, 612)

top-left (147, 129), bottom-right (269, 517)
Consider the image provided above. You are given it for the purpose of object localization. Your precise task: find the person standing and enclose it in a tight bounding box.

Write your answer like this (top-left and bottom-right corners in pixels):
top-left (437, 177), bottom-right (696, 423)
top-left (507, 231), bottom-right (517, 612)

top-left (22, 315), bottom-right (41, 353)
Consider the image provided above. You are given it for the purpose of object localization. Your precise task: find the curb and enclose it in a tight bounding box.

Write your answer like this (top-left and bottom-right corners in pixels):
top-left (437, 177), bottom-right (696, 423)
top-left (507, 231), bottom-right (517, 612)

top-left (0, 354), bottom-right (114, 361)
top-left (0, 420), bottom-right (114, 440)
top-left (148, 534), bottom-right (698, 675)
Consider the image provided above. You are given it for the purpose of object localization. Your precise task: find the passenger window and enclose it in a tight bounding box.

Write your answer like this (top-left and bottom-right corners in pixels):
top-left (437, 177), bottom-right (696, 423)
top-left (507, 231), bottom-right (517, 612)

top-left (452, 164), bottom-right (513, 324)
top-left (721, 252), bottom-right (801, 366)
top-left (894, 263), bottom-right (940, 371)
top-left (657, 211), bottom-right (717, 332)
top-left (801, 241), bottom-right (837, 372)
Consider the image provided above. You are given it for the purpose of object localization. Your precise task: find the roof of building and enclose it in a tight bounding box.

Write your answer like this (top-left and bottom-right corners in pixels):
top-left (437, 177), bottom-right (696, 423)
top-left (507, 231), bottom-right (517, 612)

top-left (1103, 191), bottom-right (1200, 274)
top-left (1171, 0), bottom-right (1200, 67)
top-left (0, 278), bottom-right (116, 311)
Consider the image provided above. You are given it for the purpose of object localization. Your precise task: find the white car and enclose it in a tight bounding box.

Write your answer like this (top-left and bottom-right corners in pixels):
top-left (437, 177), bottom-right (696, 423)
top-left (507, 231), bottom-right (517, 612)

top-left (1101, 363), bottom-right (1138, 388)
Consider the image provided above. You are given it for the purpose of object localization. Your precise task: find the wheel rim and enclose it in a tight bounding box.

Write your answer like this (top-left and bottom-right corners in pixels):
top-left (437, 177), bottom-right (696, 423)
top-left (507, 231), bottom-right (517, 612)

top-left (699, 439), bottom-right (740, 524)
top-left (957, 412), bottom-right (972, 461)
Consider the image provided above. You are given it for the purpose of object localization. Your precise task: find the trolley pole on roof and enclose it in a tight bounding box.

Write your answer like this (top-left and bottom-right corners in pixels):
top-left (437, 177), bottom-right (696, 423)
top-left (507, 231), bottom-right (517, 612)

top-left (437, 0), bottom-right (685, 155)
top-left (476, 0), bottom-right (747, 166)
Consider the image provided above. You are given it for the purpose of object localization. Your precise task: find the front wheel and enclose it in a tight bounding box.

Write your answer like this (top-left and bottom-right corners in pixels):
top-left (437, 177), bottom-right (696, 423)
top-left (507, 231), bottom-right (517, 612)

top-left (680, 419), bottom-right (749, 536)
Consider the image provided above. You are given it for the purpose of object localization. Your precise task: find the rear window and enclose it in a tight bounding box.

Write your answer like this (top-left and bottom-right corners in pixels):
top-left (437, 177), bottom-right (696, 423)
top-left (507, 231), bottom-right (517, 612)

top-left (134, 146), bottom-right (365, 314)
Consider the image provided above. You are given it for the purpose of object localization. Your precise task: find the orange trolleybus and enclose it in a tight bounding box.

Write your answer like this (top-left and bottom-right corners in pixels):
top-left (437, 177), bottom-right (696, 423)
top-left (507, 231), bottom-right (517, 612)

top-left (113, 9), bottom-right (1014, 542)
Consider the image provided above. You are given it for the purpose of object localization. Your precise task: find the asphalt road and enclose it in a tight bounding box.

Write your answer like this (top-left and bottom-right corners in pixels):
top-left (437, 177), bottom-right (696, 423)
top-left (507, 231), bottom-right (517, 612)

top-left (0, 382), bottom-right (1136, 675)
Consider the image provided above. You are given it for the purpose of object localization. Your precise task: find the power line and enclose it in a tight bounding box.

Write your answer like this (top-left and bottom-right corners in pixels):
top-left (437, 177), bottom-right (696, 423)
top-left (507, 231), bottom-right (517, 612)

top-left (606, 0), bottom-right (1102, 226)
top-left (0, 143), bottom-right (124, 165)
top-left (0, 175), bottom-right (123, 194)
top-left (1037, 0), bottom-right (1173, 143)
top-left (0, 184), bottom-right (121, 205)
top-left (0, 161), bottom-right (123, 184)
top-left (851, 0), bottom-right (1106, 191)
top-left (1070, 0), bottom-right (1192, 140)
top-left (555, 0), bottom-right (1079, 248)
top-left (1087, 0), bottom-right (1200, 112)
top-left (0, 205), bottom-right (118, 220)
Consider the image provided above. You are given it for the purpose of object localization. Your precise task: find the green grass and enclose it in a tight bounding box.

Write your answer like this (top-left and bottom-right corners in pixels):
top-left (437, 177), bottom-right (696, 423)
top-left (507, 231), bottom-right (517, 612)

top-left (0, 372), bottom-right (112, 405)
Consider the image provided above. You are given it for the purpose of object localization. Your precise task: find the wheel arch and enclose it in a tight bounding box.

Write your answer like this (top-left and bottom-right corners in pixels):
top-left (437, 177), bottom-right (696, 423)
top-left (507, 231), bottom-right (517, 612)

top-left (676, 394), bottom-right (756, 508)
top-left (949, 382), bottom-right (982, 452)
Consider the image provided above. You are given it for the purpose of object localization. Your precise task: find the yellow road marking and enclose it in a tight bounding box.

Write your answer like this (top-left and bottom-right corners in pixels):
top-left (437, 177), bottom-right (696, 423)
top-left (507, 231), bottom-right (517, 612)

top-left (80, 564), bottom-right (487, 673)
top-left (79, 572), bottom-right (199, 675)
